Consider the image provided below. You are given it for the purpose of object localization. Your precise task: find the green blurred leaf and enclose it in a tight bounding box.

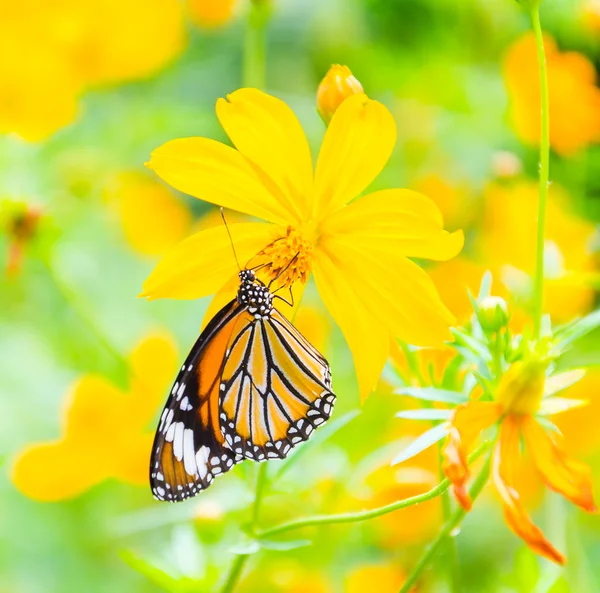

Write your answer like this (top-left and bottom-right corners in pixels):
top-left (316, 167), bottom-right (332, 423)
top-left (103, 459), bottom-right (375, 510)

top-left (395, 409), bottom-right (451, 420)
top-left (257, 538), bottom-right (311, 551)
top-left (555, 310), bottom-right (600, 349)
top-left (539, 396), bottom-right (587, 416)
top-left (228, 538), bottom-right (261, 555)
top-left (391, 423), bottom-right (448, 466)
top-left (394, 386), bottom-right (468, 404)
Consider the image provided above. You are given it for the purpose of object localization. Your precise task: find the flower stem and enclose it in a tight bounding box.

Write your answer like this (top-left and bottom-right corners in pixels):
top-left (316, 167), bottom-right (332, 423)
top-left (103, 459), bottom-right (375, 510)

top-left (398, 455), bottom-right (492, 593)
top-left (256, 442), bottom-right (491, 539)
top-left (243, 0), bottom-right (270, 88)
top-left (529, 5), bottom-right (550, 340)
top-left (220, 463), bottom-right (269, 593)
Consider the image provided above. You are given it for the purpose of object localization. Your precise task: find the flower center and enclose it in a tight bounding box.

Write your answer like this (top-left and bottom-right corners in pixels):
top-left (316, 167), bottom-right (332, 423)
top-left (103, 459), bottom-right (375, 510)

top-left (496, 360), bottom-right (546, 416)
top-left (255, 226), bottom-right (314, 289)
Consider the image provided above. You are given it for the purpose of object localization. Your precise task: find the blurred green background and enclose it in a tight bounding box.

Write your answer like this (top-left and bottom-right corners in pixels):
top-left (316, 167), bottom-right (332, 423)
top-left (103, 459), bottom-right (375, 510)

top-left (2, 0), bottom-right (600, 591)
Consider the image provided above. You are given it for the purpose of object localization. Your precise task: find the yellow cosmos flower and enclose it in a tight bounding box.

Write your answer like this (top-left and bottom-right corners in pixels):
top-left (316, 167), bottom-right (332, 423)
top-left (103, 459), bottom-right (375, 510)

top-left (346, 565), bottom-right (410, 593)
top-left (504, 33), bottom-right (600, 155)
top-left (142, 89), bottom-right (463, 399)
top-left (187, 0), bottom-right (238, 28)
top-left (105, 172), bottom-right (192, 256)
top-left (12, 334), bottom-right (177, 501)
top-left (442, 360), bottom-right (596, 564)
top-left (479, 181), bottom-right (597, 322)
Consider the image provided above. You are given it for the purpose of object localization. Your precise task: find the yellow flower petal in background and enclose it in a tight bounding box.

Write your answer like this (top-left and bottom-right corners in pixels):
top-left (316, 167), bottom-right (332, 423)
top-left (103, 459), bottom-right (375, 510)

top-left (293, 303), bottom-right (332, 355)
top-left (0, 34), bottom-right (81, 141)
top-left (141, 223), bottom-right (280, 300)
top-left (504, 33), bottom-right (600, 155)
top-left (187, 0), bottom-right (238, 28)
top-left (313, 251), bottom-right (389, 400)
top-left (414, 175), bottom-right (475, 229)
top-left (345, 565), bottom-right (409, 593)
top-left (322, 189), bottom-right (464, 261)
top-left (147, 138), bottom-right (293, 224)
top-left (106, 172), bottom-right (192, 256)
top-left (313, 94), bottom-right (397, 219)
top-left (11, 334), bottom-right (178, 500)
top-left (216, 89), bottom-right (314, 223)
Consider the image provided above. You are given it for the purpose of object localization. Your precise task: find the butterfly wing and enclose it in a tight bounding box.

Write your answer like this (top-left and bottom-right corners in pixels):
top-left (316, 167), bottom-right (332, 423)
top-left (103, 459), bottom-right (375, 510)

top-left (218, 308), bottom-right (335, 461)
top-left (150, 299), bottom-right (246, 502)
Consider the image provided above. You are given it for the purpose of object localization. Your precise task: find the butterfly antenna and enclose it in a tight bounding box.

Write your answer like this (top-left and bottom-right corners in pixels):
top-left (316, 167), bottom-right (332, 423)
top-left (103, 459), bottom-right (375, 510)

top-left (220, 207), bottom-right (241, 271)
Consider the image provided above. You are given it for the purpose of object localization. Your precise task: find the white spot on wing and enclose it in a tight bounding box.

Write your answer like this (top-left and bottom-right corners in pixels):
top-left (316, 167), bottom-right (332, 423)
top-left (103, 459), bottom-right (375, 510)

top-left (196, 446), bottom-right (210, 479)
top-left (173, 422), bottom-right (185, 460)
top-left (183, 428), bottom-right (197, 475)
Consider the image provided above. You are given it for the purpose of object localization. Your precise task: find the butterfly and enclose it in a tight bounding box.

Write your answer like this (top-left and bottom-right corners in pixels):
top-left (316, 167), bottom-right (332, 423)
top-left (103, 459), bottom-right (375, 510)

top-left (150, 268), bottom-right (336, 502)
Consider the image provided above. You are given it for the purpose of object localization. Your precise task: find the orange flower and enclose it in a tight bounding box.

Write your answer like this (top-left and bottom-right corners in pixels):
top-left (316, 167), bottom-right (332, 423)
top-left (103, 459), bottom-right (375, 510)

top-left (503, 32), bottom-right (600, 155)
top-left (442, 360), bottom-right (596, 563)
top-left (12, 334), bottom-right (178, 501)
top-left (187, 0), bottom-right (238, 28)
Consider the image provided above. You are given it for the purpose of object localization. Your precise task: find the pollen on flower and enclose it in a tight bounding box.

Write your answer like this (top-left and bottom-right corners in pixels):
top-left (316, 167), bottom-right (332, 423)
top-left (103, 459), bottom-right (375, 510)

top-left (254, 226), bottom-right (314, 289)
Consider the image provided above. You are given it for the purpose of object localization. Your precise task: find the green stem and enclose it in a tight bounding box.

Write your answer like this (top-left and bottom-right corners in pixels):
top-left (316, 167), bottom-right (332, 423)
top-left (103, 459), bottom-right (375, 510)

top-left (257, 442), bottom-right (491, 539)
top-left (398, 455), bottom-right (492, 593)
top-left (42, 256), bottom-right (129, 378)
top-left (530, 5), bottom-right (550, 340)
top-left (220, 555), bottom-right (248, 593)
top-left (220, 463), bottom-right (269, 592)
top-left (243, 1), bottom-right (270, 88)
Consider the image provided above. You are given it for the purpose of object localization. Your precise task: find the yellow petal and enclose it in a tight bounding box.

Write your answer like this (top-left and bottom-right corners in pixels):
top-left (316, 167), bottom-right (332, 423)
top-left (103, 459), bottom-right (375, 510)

top-left (108, 172), bottom-right (192, 256)
top-left (492, 417), bottom-right (566, 565)
top-left (128, 333), bottom-right (179, 424)
top-left (522, 416), bottom-right (596, 512)
top-left (313, 94), bottom-right (396, 220)
top-left (147, 137), bottom-right (292, 225)
top-left (140, 222), bottom-right (280, 300)
top-left (111, 434), bottom-right (155, 485)
top-left (313, 249), bottom-right (389, 401)
top-left (322, 239), bottom-right (455, 347)
top-left (216, 89), bottom-right (313, 223)
top-left (322, 189), bottom-right (464, 261)
top-left (11, 441), bottom-right (108, 501)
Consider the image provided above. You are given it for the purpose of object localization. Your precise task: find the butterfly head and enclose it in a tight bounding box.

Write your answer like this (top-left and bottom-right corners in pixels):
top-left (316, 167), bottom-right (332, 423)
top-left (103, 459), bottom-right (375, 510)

top-left (238, 269), bottom-right (273, 317)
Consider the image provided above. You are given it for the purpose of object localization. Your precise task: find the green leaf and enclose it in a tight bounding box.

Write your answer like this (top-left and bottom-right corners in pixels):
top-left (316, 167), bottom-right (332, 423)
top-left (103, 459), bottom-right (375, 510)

top-left (478, 270), bottom-right (493, 300)
top-left (273, 409), bottom-right (360, 481)
top-left (544, 369), bottom-right (585, 396)
top-left (229, 538), bottom-right (261, 555)
top-left (394, 386), bottom-right (467, 405)
top-left (395, 409), bottom-right (452, 420)
top-left (391, 423), bottom-right (448, 466)
top-left (120, 550), bottom-right (200, 592)
top-left (257, 538), bottom-right (311, 551)
top-left (539, 397), bottom-right (587, 416)
top-left (555, 310), bottom-right (600, 349)
top-left (451, 327), bottom-right (492, 361)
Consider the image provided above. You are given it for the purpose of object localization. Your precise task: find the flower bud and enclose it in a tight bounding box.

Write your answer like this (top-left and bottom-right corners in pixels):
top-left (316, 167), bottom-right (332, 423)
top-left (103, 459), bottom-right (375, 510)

top-left (478, 296), bottom-right (509, 333)
top-left (317, 65), bottom-right (364, 124)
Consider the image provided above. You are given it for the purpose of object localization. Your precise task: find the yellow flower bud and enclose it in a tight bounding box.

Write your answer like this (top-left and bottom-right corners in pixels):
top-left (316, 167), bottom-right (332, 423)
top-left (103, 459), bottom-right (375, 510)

top-left (478, 296), bottom-right (509, 333)
top-left (496, 359), bottom-right (547, 416)
top-left (317, 65), bottom-right (364, 124)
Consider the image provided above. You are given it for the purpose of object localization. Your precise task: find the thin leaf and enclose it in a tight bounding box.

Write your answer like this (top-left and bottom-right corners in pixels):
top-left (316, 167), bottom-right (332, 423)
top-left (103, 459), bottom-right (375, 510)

top-left (555, 310), bottom-right (600, 348)
top-left (394, 386), bottom-right (467, 404)
top-left (478, 270), bottom-right (493, 300)
top-left (539, 397), bottom-right (587, 416)
top-left (391, 423), bottom-right (449, 466)
top-left (396, 409), bottom-right (452, 421)
top-left (535, 416), bottom-right (562, 435)
top-left (544, 369), bottom-right (586, 397)
top-left (229, 538), bottom-right (261, 555)
top-left (273, 410), bottom-right (360, 481)
top-left (451, 327), bottom-right (492, 361)
top-left (257, 538), bottom-right (311, 551)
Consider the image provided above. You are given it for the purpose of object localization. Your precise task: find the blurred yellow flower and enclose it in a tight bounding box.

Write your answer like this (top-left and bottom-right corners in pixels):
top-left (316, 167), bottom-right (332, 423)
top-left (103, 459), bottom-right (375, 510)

top-left (414, 175), bottom-right (475, 229)
top-left (143, 88), bottom-right (463, 399)
top-left (582, 0), bottom-right (600, 33)
top-left (479, 181), bottom-right (597, 322)
top-left (443, 360), bottom-right (596, 564)
top-left (504, 33), bottom-right (600, 155)
top-left (12, 334), bottom-right (178, 501)
top-left (0, 0), bottom-right (185, 140)
top-left (240, 560), bottom-right (332, 593)
top-left (187, 0), bottom-right (238, 28)
top-left (106, 172), bottom-right (192, 256)
top-left (346, 565), bottom-right (410, 593)
top-left (317, 65), bottom-right (364, 124)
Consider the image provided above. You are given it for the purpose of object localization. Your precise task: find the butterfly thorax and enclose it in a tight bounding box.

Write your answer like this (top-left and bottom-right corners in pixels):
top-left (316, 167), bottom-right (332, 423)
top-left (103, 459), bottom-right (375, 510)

top-left (237, 269), bottom-right (273, 319)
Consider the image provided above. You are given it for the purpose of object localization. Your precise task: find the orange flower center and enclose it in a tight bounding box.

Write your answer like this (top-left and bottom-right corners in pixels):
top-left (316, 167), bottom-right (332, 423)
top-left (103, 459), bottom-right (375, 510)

top-left (254, 226), bottom-right (314, 289)
top-left (496, 360), bottom-right (546, 416)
